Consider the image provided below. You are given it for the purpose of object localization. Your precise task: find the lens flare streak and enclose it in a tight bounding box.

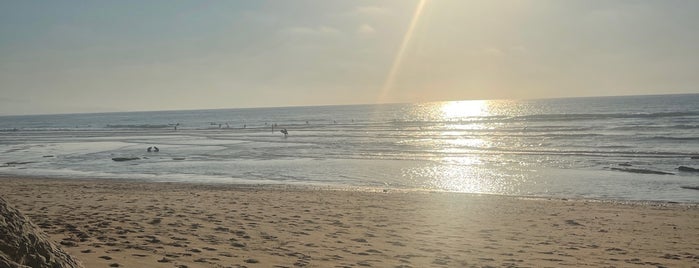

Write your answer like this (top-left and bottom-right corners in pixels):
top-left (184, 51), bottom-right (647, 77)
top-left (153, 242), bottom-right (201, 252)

top-left (379, 0), bottom-right (428, 101)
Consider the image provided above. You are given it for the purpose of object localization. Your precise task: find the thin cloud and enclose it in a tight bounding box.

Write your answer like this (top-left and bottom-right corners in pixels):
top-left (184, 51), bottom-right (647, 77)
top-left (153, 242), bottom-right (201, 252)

top-left (357, 24), bottom-right (376, 35)
top-left (354, 6), bottom-right (391, 16)
top-left (482, 47), bottom-right (505, 57)
top-left (282, 26), bottom-right (341, 36)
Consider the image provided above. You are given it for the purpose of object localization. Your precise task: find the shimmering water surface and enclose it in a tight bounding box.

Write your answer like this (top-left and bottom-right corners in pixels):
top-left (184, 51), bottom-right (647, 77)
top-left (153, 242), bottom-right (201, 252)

top-left (1, 94), bottom-right (698, 202)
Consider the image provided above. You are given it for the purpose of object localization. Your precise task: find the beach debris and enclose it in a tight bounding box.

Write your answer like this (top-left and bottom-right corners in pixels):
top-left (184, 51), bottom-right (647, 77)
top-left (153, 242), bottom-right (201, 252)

top-left (678, 166), bottom-right (699, 172)
top-left (111, 157), bottom-right (140, 162)
top-left (0, 196), bottom-right (84, 268)
top-left (610, 167), bottom-right (674, 175)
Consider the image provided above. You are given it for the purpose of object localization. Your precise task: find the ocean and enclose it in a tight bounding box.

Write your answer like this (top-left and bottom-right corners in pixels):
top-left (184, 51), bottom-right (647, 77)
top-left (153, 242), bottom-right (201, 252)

top-left (1, 94), bottom-right (698, 202)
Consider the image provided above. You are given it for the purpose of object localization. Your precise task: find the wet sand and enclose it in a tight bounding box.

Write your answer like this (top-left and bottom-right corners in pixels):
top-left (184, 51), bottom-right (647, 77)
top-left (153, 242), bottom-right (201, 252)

top-left (1, 176), bottom-right (698, 267)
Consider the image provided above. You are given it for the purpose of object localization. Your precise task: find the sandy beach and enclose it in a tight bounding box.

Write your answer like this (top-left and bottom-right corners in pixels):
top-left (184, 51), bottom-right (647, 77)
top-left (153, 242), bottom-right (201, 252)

top-left (1, 176), bottom-right (698, 268)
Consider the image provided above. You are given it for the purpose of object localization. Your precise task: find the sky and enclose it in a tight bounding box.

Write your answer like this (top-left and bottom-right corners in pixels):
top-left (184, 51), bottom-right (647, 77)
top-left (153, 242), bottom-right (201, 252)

top-left (1, 0), bottom-right (698, 115)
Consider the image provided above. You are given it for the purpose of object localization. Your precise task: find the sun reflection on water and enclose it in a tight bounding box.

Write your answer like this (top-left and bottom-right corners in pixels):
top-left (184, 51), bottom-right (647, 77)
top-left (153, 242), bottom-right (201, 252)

top-left (406, 100), bottom-right (514, 194)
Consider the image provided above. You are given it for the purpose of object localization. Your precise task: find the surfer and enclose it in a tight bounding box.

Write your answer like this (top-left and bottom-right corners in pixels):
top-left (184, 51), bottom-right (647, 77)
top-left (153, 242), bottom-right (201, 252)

top-left (280, 129), bottom-right (288, 137)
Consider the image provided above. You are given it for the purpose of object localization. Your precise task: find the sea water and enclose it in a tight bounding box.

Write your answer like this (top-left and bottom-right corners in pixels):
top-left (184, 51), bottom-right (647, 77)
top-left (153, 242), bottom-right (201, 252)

top-left (1, 94), bottom-right (698, 202)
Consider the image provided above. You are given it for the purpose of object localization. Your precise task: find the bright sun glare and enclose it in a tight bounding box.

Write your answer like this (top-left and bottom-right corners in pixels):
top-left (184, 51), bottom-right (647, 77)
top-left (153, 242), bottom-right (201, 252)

top-left (440, 100), bottom-right (489, 119)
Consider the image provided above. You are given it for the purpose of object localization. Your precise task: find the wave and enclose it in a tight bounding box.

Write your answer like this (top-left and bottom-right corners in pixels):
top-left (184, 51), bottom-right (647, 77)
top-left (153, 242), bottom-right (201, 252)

top-left (507, 111), bottom-right (699, 122)
top-left (645, 136), bottom-right (699, 141)
top-left (610, 125), bottom-right (699, 131)
top-left (106, 124), bottom-right (174, 129)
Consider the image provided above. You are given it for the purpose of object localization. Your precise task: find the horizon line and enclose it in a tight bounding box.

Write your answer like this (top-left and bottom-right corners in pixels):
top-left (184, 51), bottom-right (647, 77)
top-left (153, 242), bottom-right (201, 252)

top-left (1, 92), bottom-right (697, 117)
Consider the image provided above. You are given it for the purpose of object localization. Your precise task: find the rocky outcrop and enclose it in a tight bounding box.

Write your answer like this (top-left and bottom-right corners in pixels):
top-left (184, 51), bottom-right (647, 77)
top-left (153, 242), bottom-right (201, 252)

top-left (111, 157), bottom-right (139, 162)
top-left (0, 196), bottom-right (83, 268)
top-left (678, 166), bottom-right (699, 172)
top-left (610, 167), bottom-right (674, 175)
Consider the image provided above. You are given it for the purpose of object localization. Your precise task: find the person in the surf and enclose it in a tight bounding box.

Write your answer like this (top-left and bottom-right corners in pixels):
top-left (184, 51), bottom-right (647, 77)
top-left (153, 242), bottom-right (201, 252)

top-left (280, 129), bottom-right (288, 137)
top-left (153, 146), bottom-right (159, 152)
top-left (147, 146), bottom-right (152, 152)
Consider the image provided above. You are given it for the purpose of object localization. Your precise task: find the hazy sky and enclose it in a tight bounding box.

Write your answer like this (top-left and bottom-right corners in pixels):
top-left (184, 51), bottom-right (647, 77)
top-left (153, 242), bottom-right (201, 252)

top-left (1, 0), bottom-right (698, 115)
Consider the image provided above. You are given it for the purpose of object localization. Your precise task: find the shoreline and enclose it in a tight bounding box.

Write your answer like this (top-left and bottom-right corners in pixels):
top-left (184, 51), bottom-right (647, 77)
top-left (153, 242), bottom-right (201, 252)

top-left (1, 176), bottom-right (698, 267)
top-left (2, 174), bottom-right (697, 206)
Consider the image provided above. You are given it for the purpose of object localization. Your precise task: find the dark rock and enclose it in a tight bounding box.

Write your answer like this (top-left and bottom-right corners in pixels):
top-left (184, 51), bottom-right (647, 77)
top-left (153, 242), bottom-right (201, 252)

top-left (244, 259), bottom-right (259, 264)
top-left (0, 196), bottom-right (84, 268)
top-left (565, 219), bottom-right (584, 226)
top-left (231, 242), bottom-right (246, 248)
top-left (610, 167), bottom-right (674, 175)
top-left (678, 166), bottom-right (699, 172)
top-left (59, 240), bottom-right (77, 247)
top-left (4, 161), bottom-right (35, 166)
top-left (111, 157), bottom-right (139, 162)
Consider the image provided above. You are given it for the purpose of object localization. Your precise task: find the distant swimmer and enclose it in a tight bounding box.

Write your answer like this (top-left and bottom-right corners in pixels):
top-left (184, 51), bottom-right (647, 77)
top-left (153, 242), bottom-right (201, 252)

top-left (153, 146), bottom-right (160, 152)
top-left (147, 146), bottom-right (152, 152)
top-left (280, 128), bottom-right (288, 137)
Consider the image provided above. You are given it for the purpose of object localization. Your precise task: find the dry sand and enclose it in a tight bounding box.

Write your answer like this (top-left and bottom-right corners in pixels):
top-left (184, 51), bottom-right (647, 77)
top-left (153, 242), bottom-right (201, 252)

top-left (0, 176), bottom-right (698, 268)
